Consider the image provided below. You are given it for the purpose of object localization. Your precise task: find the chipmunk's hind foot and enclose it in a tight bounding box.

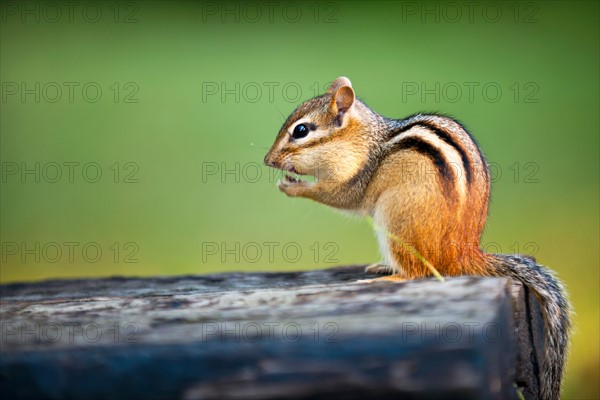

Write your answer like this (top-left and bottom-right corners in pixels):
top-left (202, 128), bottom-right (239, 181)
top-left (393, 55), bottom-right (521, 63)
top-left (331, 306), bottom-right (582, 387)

top-left (357, 274), bottom-right (406, 284)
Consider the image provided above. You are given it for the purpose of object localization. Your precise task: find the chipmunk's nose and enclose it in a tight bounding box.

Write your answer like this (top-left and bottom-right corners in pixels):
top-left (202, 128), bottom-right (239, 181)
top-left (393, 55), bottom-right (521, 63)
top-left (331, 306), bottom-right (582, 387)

top-left (264, 153), bottom-right (279, 168)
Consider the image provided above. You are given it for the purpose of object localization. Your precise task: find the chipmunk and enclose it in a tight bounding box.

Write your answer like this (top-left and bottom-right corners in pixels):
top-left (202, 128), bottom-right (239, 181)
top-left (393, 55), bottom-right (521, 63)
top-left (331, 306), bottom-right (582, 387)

top-left (264, 77), bottom-right (571, 399)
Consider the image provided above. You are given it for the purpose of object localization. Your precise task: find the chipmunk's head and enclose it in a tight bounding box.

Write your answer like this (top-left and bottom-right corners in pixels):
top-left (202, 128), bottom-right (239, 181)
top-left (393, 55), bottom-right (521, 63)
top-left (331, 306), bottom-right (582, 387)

top-left (264, 77), bottom-right (372, 191)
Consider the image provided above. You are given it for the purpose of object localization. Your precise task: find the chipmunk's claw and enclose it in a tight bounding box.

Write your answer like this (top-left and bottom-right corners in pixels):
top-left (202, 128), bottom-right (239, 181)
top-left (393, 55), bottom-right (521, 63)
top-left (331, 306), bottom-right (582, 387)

top-left (360, 263), bottom-right (402, 283)
top-left (364, 263), bottom-right (391, 274)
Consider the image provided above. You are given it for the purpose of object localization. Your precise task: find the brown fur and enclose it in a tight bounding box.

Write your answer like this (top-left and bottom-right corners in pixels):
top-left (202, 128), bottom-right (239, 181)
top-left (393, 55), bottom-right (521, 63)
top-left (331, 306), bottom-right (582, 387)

top-left (264, 78), bottom-right (489, 277)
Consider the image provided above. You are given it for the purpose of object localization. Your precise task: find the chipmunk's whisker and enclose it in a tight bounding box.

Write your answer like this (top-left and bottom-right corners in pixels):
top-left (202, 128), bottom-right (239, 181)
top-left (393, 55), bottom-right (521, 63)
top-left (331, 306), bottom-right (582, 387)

top-left (249, 142), bottom-right (270, 150)
top-left (274, 105), bottom-right (286, 121)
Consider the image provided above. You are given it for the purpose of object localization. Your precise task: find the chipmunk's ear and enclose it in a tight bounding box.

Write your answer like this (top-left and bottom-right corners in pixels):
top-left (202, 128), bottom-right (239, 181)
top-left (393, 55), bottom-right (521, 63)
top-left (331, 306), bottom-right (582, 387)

top-left (328, 77), bottom-right (355, 116)
top-left (327, 76), bottom-right (352, 94)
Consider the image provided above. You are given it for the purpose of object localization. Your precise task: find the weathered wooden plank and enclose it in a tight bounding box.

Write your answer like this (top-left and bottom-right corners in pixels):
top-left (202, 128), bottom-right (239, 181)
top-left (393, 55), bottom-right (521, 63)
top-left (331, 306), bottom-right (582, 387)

top-left (510, 282), bottom-right (545, 399)
top-left (0, 265), bottom-right (539, 399)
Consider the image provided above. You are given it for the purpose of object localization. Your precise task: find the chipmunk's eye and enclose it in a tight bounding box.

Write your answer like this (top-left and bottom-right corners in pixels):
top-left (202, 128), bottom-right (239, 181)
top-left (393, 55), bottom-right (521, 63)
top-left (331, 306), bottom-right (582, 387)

top-left (292, 123), bottom-right (309, 139)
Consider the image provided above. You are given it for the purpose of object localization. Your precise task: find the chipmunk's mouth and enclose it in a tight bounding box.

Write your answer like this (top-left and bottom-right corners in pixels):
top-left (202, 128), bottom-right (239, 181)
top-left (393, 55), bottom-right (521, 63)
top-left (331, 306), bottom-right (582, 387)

top-left (281, 167), bottom-right (316, 185)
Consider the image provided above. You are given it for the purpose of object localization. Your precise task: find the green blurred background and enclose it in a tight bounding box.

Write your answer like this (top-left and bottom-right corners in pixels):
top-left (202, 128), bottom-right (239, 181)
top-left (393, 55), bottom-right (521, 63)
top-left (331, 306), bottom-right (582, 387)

top-left (1, 0), bottom-right (598, 397)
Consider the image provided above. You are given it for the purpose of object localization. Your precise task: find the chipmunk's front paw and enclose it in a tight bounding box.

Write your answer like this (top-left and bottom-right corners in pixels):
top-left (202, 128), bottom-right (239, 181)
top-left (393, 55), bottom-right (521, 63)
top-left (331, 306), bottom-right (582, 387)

top-left (277, 179), bottom-right (312, 197)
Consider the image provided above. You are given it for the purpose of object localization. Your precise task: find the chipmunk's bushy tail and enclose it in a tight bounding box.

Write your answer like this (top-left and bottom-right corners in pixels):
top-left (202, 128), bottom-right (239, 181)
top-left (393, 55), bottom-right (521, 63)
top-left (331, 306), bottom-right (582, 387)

top-left (487, 254), bottom-right (572, 400)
